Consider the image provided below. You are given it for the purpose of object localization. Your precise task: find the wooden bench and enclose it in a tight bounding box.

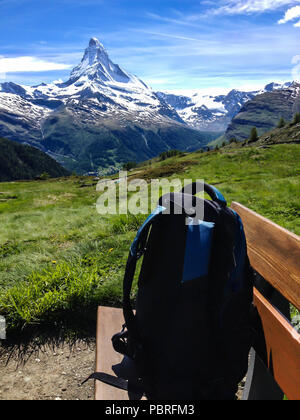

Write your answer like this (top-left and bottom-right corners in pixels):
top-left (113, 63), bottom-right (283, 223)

top-left (95, 203), bottom-right (300, 400)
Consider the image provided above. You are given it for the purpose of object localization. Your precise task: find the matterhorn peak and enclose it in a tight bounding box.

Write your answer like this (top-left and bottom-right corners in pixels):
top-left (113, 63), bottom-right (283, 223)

top-left (69, 37), bottom-right (133, 84)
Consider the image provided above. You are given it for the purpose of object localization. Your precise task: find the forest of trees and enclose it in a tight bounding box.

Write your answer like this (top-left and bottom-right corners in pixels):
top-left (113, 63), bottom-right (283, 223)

top-left (0, 137), bottom-right (69, 182)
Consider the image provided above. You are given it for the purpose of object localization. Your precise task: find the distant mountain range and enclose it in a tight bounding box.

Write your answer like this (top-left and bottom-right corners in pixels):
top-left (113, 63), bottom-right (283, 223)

top-left (0, 137), bottom-right (69, 182)
top-left (157, 82), bottom-right (293, 132)
top-left (216, 82), bottom-right (300, 143)
top-left (0, 38), bottom-right (218, 174)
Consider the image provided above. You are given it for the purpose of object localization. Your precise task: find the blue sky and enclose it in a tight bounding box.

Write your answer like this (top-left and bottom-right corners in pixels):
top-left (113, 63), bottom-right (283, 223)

top-left (0, 0), bottom-right (300, 92)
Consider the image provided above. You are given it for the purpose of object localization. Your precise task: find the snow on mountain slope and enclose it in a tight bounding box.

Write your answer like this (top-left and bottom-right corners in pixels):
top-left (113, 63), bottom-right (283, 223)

top-left (157, 82), bottom-right (293, 132)
top-left (70, 38), bottom-right (147, 88)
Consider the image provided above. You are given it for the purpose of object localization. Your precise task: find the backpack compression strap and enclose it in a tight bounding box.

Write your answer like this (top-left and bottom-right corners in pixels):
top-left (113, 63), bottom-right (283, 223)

top-left (181, 182), bottom-right (227, 208)
top-left (81, 372), bottom-right (128, 390)
top-left (81, 372), bottom-right (145, 400)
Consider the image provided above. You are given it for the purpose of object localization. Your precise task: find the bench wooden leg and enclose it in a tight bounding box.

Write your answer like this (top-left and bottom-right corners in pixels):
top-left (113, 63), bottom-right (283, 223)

top-left (242, 348), bottom-right (284, 400)
top-left (242, 283), bottom-right (291, 400)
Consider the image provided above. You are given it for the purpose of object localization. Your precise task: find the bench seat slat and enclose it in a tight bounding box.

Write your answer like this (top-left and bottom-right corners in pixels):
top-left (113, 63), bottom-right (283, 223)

top-left (95, 306), bottom-right (127, 400)
top-left (253, 288), bottom-right (300, 400)
top-left (231, 202), bottom-right (300, 310)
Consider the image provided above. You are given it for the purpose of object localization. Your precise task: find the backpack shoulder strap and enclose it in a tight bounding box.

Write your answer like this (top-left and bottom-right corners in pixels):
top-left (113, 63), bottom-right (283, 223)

top-left (181, 182), bottom-right (227, 208)
top-left (129, 205), bottom-right (166, 257)
top-left (123, 205), bottom-right (166, 343)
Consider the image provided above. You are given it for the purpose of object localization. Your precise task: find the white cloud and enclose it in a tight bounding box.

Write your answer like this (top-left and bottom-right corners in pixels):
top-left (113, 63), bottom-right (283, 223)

top-left (212, 0), bottom-right (300, 15)
top-left (211, 0), bottom-right (300, 30)
top-left (278, 5), bottom-right (300, 23)
top-left (0, 56), bottom-right (71, 76)
top-left (292, 55), bottom-right (300, 80)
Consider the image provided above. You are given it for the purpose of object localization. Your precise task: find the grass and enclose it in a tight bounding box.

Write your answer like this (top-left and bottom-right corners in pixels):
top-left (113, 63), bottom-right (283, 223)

top-left (0, 143), bottom-right (299, 336)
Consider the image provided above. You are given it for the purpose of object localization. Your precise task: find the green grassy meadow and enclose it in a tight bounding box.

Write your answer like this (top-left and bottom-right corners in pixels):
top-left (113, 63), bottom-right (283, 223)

top-left (0, 143), bottom-right (299, 335)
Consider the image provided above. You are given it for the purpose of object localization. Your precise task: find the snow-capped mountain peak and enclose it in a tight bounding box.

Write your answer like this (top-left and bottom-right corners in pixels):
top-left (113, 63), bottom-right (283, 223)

top-left (69, 37), bottom-right (141, 87)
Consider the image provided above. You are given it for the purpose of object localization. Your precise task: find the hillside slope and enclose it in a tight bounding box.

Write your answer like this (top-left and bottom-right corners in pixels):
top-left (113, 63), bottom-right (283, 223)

top-left (0, 137), bottom-right (69, 181)
top-left (0, 137), bottom-right (298, 336)
top-left (222, 82), bottom-right (300, 142)
top-left (253, 121), bottom-right (300, 146)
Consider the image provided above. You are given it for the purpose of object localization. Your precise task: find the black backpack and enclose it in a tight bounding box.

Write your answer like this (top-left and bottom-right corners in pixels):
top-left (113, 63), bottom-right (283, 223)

top-left (85, 183), bottom-right (254, 400)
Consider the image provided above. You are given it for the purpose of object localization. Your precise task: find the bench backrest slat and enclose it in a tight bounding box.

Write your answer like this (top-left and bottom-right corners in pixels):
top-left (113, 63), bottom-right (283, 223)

top-left (254, 288), bottom-right (300, 400)
top-left (231, 202), bottom-right (300, 310)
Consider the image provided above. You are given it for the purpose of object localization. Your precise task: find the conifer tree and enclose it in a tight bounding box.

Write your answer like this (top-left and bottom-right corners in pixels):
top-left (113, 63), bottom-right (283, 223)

top-left (277, 117), bottom-right (286, 128)
top-left (249, 127), bottom-right (259, 142)
top-left (292, 113), bottom-right (300, 125)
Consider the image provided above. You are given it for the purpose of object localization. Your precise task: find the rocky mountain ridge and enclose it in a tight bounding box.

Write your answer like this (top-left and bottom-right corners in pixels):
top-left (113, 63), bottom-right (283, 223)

top-left (157, 82), bottom-right (292, 132)
top-left (222, 82), bottom-right (300, 142)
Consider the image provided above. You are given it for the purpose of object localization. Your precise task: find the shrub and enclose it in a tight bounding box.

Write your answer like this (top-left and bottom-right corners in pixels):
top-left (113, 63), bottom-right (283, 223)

top-left (158, 150), bottom-right (182, 161)
top-left (122, 162), bottom-right (137, 171)
top-left (277, 117), bottom-right (286, 128)
top-left (292, 113), bottom-right (300, 125)
top-left (38, 172), bottom-right (51, 180)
